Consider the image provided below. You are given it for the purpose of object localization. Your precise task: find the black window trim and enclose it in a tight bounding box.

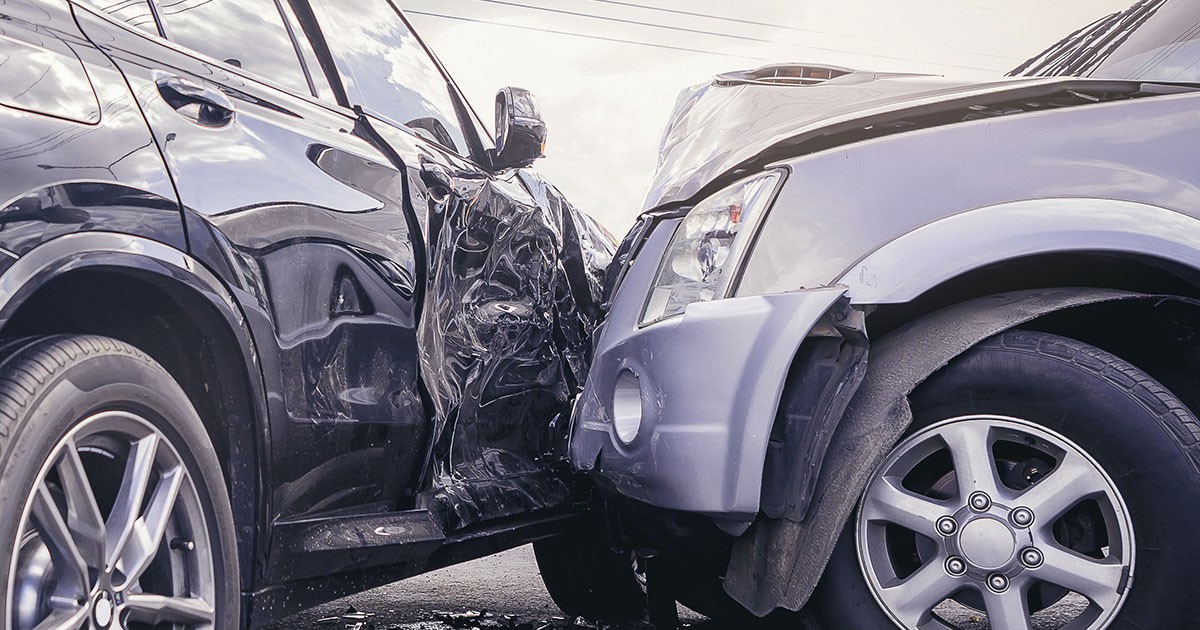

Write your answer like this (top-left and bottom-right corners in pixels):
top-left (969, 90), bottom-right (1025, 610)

top-left (71, 0), bottom-right (360, 121)
top-left (297, 0), bottom-right (495, 169)
top-left (389, 2), bottom-right (493, 162)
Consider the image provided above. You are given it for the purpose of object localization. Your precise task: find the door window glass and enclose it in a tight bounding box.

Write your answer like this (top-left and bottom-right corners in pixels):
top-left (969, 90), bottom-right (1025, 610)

top-left (309, 0), bottom-right (470, 155)
top-left (157, 0), bottom-right (310, 95)
top-left (81, 0), bottom-right (160, 35)
top-left (279, 1), bottom-right (333, 100)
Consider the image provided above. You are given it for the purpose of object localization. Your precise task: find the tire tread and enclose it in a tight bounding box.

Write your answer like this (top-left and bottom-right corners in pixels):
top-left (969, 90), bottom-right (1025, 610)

top-left (988, 330), bottom-right (1200, 456)
top-left (0, 335), bottom-right (157, 462)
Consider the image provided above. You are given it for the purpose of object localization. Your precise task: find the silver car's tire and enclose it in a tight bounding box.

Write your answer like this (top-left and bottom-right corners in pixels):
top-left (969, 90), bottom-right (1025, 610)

top-left (809, 330), bottom-right (1200, 630)
top-left (0, 336), bottom-right (240, 630)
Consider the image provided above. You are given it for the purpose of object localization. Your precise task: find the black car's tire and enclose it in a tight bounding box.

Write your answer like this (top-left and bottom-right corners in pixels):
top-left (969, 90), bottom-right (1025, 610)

top-left (534, 517), bottom-right (646, 622)
top-left (808, 330), bottom-right (1200, 630)
top-left (0, 336), bottom-right (239, 629)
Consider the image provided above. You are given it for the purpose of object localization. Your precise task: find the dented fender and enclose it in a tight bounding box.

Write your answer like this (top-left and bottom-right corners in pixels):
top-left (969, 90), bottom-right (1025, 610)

top-left (723, 288), bottom-right (1159, 616)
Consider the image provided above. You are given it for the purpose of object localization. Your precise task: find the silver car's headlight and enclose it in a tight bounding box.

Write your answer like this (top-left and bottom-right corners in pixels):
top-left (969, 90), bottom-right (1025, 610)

top-left (641, 169), bottom-right (784, 325)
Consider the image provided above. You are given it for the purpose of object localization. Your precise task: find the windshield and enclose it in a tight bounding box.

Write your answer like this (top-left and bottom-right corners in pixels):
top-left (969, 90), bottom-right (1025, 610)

top-left (1012, 0), bottom-right (1200, 83)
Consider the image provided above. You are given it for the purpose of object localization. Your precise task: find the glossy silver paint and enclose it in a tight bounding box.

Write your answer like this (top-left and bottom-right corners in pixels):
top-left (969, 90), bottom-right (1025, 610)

top-left (570, 217), bottom-right (847, 527)
top-left (574, 68), bottom-right (1200, 520)
top-left (737, 87), bottom-right (1200, 300)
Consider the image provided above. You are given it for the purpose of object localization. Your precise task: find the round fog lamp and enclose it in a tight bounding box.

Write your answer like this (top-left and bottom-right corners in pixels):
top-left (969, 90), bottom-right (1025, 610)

top-left (612, 369), bottom-right (644, 444)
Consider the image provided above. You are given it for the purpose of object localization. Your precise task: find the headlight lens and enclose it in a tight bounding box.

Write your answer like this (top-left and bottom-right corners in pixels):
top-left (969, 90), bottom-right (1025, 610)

top-left (641, 170), bottom-right (783, 325)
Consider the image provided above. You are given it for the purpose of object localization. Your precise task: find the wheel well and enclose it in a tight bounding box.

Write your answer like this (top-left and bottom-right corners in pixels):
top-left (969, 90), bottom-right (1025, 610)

top-left (866, 252), bottom-right (1200, 337)
top-left (866, 251), bottom-right (1200, 422)
top-left (1, 267), bottom-right (261, 587)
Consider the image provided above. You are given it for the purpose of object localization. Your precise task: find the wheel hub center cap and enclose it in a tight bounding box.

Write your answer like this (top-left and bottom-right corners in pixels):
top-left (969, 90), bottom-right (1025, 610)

top-left (958, 517), bottom-right (1016, 569)
top-left (92, 591), bottom-right (115, 629)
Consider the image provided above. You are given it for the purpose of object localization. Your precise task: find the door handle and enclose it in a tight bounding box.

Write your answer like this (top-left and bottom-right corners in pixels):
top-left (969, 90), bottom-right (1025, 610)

top-left (156, 75), bottom-right (235, 127)
top-left (420, 164), bottom-right (454, 204)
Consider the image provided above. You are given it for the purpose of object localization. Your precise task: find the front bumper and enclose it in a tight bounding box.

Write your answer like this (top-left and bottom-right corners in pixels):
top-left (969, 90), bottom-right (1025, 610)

top-left (569, 220), bottom-right (847, 522)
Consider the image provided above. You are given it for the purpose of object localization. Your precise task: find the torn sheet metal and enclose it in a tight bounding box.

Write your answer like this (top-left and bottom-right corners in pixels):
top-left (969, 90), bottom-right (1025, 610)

top-left (723, 288), bottom-right (1157, 616)
top-left (417, 169), bottom-right (613, 530)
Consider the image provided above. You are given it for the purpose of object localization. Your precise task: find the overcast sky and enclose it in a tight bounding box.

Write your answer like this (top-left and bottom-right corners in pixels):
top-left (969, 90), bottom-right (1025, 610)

top-left (399, 0), bottom-right (1133, 232)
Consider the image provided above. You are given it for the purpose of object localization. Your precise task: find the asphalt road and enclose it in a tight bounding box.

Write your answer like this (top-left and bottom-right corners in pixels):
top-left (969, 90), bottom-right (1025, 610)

top-left (266, 544), bottom-right (1081, 630)
top-left (266, 545), bottom-right (705, 630)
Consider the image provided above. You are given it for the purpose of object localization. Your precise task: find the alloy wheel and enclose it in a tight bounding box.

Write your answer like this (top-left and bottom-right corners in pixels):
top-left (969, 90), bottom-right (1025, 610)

top-left (856, 415), bottom-right (1134, 630)
top-left (8, 410), bottom-right (217, 630)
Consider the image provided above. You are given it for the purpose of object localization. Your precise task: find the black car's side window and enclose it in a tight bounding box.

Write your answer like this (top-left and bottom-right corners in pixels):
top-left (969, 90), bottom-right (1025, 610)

top-left (80, 0), bottom-right (161, 35)
top-left (156, 0), bottom-right (311, 96)
top-left (308, 0), bottom-right (470, 156)
top-left (279, 1), bottom-right (334, 101)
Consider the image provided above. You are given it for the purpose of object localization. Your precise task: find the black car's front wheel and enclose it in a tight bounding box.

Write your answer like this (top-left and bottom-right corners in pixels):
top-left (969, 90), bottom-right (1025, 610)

top-left (0, 336), bottom-right (239, 630)
top-left (810, 330), bottom-right (1200, 630)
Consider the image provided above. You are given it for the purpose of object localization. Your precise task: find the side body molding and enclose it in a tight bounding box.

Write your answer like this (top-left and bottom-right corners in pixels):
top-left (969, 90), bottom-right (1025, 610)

top-left (838, 198), bottom-right (1200, 304)
top-left (723, 288), bottom-right (1192, 616)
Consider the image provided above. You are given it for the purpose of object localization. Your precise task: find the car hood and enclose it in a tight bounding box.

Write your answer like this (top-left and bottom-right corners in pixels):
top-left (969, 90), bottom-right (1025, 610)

top-left (644, 68), bottom-right (1077, 210)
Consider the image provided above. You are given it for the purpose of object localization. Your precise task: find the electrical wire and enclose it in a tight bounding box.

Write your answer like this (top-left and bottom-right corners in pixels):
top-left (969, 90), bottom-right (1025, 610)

top-left (469, 0), bottom-right (772, 43)
top-left (584, 0), bottom-right (808, 32)
top-left (405, 10), bottom-right (769, 61)
top-left (406, 2), bottom-right (1004, 73)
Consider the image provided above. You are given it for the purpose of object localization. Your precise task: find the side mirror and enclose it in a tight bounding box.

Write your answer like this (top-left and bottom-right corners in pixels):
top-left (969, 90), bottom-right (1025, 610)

top-left (490, 87), bottom-right (546, 170)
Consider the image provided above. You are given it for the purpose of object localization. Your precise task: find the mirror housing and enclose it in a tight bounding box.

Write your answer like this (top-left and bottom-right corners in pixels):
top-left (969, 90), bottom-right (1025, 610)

top-left (490, 87), bottom-right (546, 170)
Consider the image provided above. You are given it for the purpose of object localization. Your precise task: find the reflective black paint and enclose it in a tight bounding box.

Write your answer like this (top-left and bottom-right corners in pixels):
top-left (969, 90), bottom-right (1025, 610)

top-left (0, 0), bottom-right (612, 625)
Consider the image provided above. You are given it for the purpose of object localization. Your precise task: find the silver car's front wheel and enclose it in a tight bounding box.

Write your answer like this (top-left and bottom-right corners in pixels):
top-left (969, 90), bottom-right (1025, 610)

top-left (857, 415), bottom-right (1133, 630)
top-left (809, 330), bottom-right (1200, 630)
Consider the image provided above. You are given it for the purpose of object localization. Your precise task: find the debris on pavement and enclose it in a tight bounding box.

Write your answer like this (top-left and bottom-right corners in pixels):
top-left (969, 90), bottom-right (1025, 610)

top-left (315, 606), bottom-right (378, 630)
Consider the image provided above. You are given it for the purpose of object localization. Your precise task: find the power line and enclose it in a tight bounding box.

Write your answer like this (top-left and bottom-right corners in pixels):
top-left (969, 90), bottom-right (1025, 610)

top-left (585, 0), bottom-right (806, 33)
top-left (582, 0), bottom-right (1019, 63)
top-left (406, 3), bottom-right (1003, 73)
top-left (405, 10), bottom-right (768, 61)
top-left (467, 0), bottom-right (771, 44)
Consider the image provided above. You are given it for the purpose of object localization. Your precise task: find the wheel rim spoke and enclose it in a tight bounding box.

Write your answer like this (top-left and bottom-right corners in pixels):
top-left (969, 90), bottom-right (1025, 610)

top-left (116, 463), bottom-right (185, 585)
top-left (29, 605), bottom-right (89, 630)
top-left (1018, 452), bottom-right (1109, 522)
top-left (862, 476), bottom-right (950, 537)
top-left (123, 593), bottom-right (215, 625)
top-left (940, 422), bottom-right (1001, 500)
top-left (105, 433), bottom-right (160, 572)
top-left (857, 415), bottom-right (1135, 630)
top-left (54, 438), bottom-right (106, 570)
top-left (983, 584), bottom-right (1032, 630)
top-left (29, 481), bottom-right (89, 593)
top-left (1035, 544), bottom-right (1126, 605)
top-left (879, 557), bottom-right (956, 627)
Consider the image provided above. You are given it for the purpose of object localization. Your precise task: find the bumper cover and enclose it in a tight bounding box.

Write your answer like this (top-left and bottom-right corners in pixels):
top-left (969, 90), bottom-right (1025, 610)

top-left (570, 220), bottom-right (847, 519)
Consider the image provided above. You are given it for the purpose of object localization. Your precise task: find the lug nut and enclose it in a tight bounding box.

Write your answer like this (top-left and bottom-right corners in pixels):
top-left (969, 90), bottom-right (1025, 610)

top-left (1010, 507), bottom-right (1035, 528)
top-left (1021, 547), bottom-right (1044, 568)
top-left (988, 573), bottom-right (1010, 593)
top-left (969, 492), bottom-right (992, 512)
top-left (945, 557), bottom-right (968, 577)
top-left (936, 516), bottom-right (958, 536)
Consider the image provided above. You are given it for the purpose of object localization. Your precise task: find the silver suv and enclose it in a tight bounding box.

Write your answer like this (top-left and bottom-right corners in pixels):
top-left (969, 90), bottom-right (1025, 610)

top-left (563, 1), bottom-right (1200, 628)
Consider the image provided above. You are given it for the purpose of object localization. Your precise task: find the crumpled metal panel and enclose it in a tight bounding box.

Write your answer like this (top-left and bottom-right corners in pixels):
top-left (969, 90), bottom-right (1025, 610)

top-left (643, 71), bottom-right (1102, 211)
top-left (724, 288), bottom-right (1152, 616)
top-left (417, 169), bottom-right (613, 530)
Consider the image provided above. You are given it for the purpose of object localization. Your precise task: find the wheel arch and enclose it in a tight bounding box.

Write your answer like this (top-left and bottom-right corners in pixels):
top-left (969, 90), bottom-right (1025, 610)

top-left (0, 232), bottom-right (268, 593)
top-left (837, 197), bottom-right (1200, 308)
top-left (726, 288), bottom-right (1200, 616)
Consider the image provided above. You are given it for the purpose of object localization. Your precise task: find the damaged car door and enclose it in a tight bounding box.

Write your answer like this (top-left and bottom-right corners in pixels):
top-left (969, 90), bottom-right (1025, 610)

top-left (308, 0), bottom-right (611, 530)
top-left (75, 0), bottom-right (429, 524)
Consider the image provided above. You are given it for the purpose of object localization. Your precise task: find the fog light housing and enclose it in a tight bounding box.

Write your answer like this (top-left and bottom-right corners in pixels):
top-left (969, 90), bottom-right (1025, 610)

top-left (612, 369), bottom-right (643, 444)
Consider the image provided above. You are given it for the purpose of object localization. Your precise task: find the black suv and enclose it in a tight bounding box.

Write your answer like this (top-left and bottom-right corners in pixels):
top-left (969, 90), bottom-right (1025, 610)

top-left (0, 1), bottom-right (612, 628)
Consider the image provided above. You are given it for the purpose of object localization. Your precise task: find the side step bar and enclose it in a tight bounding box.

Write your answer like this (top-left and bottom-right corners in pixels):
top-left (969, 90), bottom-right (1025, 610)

top-left (268, 510), bottom-right (445, 582)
